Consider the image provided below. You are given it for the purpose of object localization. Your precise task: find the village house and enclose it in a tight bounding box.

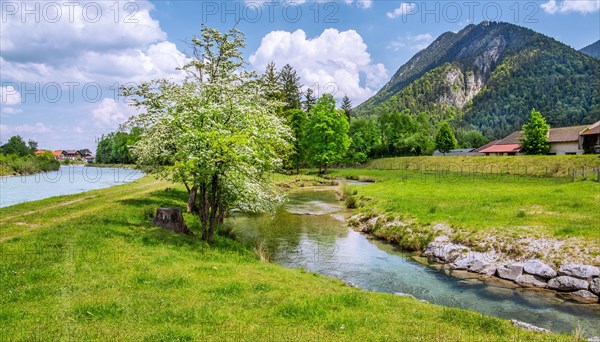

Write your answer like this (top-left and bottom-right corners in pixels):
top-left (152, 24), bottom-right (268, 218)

top-left (479, 121), bottom-right (600, 156)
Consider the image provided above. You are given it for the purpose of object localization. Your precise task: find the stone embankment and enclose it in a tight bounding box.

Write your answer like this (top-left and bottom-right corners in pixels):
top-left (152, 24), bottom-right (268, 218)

top-left (350, 214), bottom-right (600, 305)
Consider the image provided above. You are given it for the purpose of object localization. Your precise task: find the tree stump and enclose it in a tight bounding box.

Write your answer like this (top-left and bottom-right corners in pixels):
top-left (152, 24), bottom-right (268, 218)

top-left (151, 208), bottom-right (194, 236)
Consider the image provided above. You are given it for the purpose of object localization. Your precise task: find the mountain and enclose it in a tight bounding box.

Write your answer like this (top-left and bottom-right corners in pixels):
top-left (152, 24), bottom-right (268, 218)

top-left (355, 21), bottom-right (600, 139)
top-left (580, 40), bottom-right (600, 59)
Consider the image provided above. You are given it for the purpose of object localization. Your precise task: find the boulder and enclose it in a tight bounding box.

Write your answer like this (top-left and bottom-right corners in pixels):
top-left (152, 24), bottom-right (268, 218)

top-left (557, 290), bottom-right (599, 304)
top-left (523, 260), bottom-right (556, 279)
top-left (427, 242), bottom-right (469, 263)
top-left (469, 260), bottom-right (497, 276)
top-left (590, 278), bottom-right (600, 295)
top-left (558, 264), bottom-right (600, 279)
top-left (510, 320), bottom-right (551, 334)
top-left (496, 264), bottom-right (524, 281)
top-left (547, 276), bottom-right (589, 291)
top-left (451, 257), bottom-right (475, 270)
top-left (515, 274), bottom-right (547, 288)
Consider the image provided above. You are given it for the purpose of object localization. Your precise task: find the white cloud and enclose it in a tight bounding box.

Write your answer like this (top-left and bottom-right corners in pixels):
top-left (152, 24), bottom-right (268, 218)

top-left (388, 33), bottom-right (433, 51)
top-left (91, 98), bottom-right (141, 129)
top-left (0, 1), bottom-right (188, 85)
top-left (387, 2), bottom-right (417, 19)
top-left (0, 123), bottom-right (50, 139)
top-left (250, 29), bottom-right (388, 104)
top-left (0, 107), bottom-right (23, 116)
top-left (540, 0), bottom-right (600, 14)
top-left (0, 86), bottom-right (21, 105)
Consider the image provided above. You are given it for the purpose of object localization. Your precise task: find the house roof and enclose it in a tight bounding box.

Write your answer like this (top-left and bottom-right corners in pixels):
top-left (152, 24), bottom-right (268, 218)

top-left (496, 131), bottom-right (523, 145)
top-left (64, 150), bottom-right (80, 155)
top-left (474, 140), bottom-right (500, 152)
top-left (581, 121), bottom-right (600, 136)
top-left (548, 125), bottom-right (588, 142)
top-left (53, 150), bottom-right (64, 156)
top-left (479, 144), bottom-right (521, 153)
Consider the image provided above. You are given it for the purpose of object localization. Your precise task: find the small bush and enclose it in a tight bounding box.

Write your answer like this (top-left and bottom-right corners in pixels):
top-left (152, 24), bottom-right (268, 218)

top-left (345, 196), bottom-right (357, 209)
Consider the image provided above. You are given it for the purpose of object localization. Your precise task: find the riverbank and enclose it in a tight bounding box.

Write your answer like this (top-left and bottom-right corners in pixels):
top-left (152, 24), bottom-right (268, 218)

top-left (0, 176), bottom-right (567, 340)
top-left (0, 153), bottom-right (60, 177)
top-left (326, 166), bottom-right (600, 306)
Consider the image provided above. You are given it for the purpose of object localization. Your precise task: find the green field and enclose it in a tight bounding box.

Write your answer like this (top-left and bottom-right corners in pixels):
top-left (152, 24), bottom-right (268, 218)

top-left (0, 176), bottom-right (566, 341)
top-left (328, 157), bottom-right (600, 263)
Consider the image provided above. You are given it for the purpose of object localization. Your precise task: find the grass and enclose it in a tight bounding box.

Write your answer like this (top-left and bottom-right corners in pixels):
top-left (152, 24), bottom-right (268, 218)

top-left (364, 155), bottom-right (600, 180)
top-left (0, 176), bottom-right (568, 340)
top-left (328, 168), bottom-right (600, 242)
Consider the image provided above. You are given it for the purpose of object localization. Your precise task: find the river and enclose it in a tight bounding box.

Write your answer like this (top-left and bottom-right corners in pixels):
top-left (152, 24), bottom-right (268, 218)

top-left (0, 165), bottom-right (144, 208)
top-left (229, 186), bottom-right (600, 337)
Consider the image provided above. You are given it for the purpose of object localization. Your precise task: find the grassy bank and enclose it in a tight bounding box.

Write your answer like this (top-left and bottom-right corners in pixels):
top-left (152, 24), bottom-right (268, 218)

top-left (364, 155), bottom-right (600, 180)
top-left (0, 176), bottom-right (565, 340)
top-left (328, 166), bottom-right (600, 264)
top-left (0, 154), bottom-right (60, 177)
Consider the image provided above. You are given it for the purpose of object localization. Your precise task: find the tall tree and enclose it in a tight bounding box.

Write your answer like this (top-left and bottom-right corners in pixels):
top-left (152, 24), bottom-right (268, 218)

top-left (435, 122), bottom-right (457, 155)
top-left (124, 25), bottom-right (291, 244)
top-left (280, 64), bottom-right (302, 111)
top-left (341, 95), bottom-right (353, 122)
top-left (302, 87), bottom-right (316, 113)
top-left (263, 62), bottom-right (282, 104)
top-left (520, 108), bottom-right (550, 155)
top-left (303, 94), bottom-right (351, 173)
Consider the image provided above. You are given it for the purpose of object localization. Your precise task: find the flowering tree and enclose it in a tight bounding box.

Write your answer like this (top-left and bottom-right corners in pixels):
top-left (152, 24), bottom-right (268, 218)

top-left (123, 25), bottom-right (291, 243)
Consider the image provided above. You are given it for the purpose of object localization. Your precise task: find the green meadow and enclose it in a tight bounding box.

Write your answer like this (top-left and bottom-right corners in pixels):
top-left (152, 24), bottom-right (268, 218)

top-left (0, 176), bottom-right (567, 341)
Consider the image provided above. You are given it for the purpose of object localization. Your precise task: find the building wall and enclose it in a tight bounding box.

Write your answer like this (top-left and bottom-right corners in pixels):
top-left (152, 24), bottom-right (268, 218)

top-left (549, 141), bottom-right (582, 155)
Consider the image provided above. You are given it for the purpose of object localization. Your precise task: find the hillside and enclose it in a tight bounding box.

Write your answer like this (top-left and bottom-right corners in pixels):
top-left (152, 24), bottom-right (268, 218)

top-left (580, 40), bottom-right (600, 59)
top-left (355, 21), bottom-right (600, 139)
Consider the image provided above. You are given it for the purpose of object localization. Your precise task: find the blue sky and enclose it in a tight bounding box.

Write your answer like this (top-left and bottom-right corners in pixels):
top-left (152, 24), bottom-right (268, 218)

top-left (1, 0), bottom-right (599, 151)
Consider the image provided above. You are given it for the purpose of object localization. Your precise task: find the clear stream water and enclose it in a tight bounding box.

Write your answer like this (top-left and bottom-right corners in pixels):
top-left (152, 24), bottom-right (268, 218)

top-left (0, 165), bottom-right (144, 208)
top-left (229, 186), bottom-right (600, 337)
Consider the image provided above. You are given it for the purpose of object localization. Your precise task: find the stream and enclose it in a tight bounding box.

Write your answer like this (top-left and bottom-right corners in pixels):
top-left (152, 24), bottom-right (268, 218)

top-left (229, 186), bottom-right (600, 337)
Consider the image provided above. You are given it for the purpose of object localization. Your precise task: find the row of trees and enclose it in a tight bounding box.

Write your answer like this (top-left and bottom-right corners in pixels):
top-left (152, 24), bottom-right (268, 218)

top-left (95, 128), bottom-right (141, 164)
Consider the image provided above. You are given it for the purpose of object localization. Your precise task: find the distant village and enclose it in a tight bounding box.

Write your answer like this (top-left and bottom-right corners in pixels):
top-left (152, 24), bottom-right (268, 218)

top-left (434, 120), bottom-right (600, 156)
top-left (36, 149), bottom-right (95, 163)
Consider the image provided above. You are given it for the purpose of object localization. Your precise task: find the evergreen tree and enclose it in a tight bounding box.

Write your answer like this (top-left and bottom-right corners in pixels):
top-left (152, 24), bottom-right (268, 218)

top-left (303, 87), bottom-right (317, 113)
top-left (434, 122), bottom-right (457, 154)
top-left (280, 64), bottom-right (302, 111)
top-left (263, 62), bottom-right (282, 104)
top-left (520, 109), bottom-right (550, 155)
top-left (341, 95), bottom-right (352, 122)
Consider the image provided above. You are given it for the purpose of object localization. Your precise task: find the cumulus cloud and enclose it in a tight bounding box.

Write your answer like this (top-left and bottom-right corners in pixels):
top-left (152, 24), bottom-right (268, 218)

top-left (387, 33), bottom-right (433, 51)
top-left (387, 2), bottom-right (417, 19)
top-left (250, 29), bottom-right (388, 104)
top-left (91, 98), bottom-right (141, 129)
top-left (0, 86), bottom-right (21, 105)
top-left (0, 0), bottom-right (188, 84)
top-left (540, 0), bottom-right (600, 14)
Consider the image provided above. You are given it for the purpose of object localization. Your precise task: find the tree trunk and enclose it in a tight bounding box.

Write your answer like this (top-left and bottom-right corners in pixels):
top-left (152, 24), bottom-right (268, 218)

top-left (206, 174), bottom-right (219, 244)
top-left (151, 208), bottom-right (193, 235)
top-left (186, 185), bottom-right (198, 213)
